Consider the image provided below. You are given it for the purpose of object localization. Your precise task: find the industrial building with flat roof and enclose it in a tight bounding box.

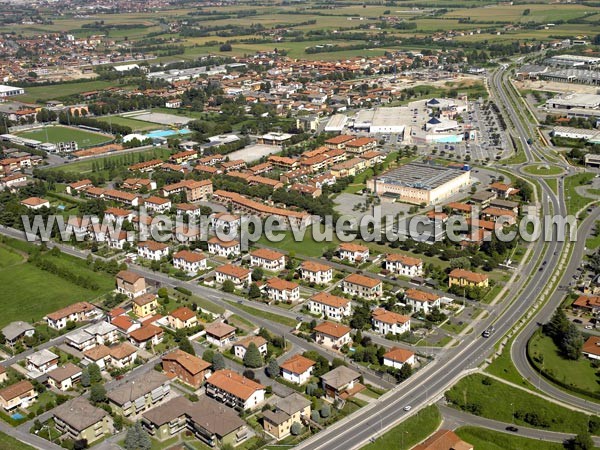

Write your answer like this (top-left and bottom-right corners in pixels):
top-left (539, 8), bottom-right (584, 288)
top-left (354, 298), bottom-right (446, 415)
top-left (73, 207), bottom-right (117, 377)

top-left (367, 162), bottom-right (471, 205)
top-left (0, 85), bottom-right (25, 97)
top-left (546, 93), bottom-right (600, 110)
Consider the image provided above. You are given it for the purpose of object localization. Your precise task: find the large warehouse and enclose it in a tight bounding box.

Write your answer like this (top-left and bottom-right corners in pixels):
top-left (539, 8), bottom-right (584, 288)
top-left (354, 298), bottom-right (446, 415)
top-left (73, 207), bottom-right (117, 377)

top-left (367, 162), bottom-right (471, 205)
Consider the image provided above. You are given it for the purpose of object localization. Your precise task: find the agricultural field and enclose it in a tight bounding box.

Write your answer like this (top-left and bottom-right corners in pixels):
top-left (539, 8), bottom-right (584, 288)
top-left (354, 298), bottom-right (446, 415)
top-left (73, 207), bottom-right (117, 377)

top-left (15, 125), bottom-right (113, 147)
top-left (0, 240), bottom-right (114, 328)
top-left (14, 80), bottom-right (133, 103)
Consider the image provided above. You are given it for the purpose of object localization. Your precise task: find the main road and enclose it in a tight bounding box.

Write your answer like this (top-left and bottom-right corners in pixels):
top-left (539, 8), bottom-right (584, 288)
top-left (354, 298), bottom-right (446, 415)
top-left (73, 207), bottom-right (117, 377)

top-left (294, 64), bottom-right (595, 449)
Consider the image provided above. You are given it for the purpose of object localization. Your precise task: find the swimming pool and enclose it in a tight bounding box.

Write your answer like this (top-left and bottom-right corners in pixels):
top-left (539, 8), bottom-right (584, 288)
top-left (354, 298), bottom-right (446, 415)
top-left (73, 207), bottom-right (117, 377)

top-left (145, 128), bottom-right (192, 139)
top-left (11, 412), bottom-right (25, 420)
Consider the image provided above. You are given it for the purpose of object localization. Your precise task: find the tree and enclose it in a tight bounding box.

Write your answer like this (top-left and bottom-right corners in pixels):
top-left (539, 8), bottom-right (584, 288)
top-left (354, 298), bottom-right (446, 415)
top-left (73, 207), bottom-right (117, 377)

top-left (252, 268), bottom-right (264, 281)
top-left (543, 308), bottom-right (570, 341)
top-left (222, 279), bottom-right (235, 293)
top-left (243, 369), bottom-right (255, 380)
top-left (311, 410), bottom-right (321, 423)
top-left (569, 432), bottom-right (594, 450)
top-left (179, 337), bottom-right (196, 356)
top-left (81, 368), bottom-right (91, 387)
top-left (320, 404), bottom-right (331, 418)
top-left (290, 422), bottom-right (302, 436)
top-left (397, 363), bottom-right (413, 382)
top-left (124, 422), bottom-right (151, 450)
top-left (74, 439), bottom-right (88, 450)
top-left (87, 363), bottom-right (102, 384)
top-left (266, 358), bottom-right (280, 378)
top-left (249, 283), bottom-right (262, 299)
top-left (203, 349), bottom-right (214, 363)
top-left (90, 384), bottom-right (106, 404)
top-left (212, 352), bottom-right (226, 370)
top-left (243, 342), bottom-right (263, 368)
top-left (561, 323), bottom-right (583, 360)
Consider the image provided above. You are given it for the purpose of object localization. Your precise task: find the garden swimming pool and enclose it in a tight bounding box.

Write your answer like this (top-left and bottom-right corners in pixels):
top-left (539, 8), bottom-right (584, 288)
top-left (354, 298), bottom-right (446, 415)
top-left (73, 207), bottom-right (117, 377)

top-left (11, 412), bottom-right (25, 420)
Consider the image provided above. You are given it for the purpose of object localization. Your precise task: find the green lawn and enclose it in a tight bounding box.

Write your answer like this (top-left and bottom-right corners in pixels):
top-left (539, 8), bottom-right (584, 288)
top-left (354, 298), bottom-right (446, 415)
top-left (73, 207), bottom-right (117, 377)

top-left (0, 239), bottom-right (114, 327)
top-left (0, 431), bottom-right (36, 450)
top-left (45, 147), bottom-right (172, 176)
top-left (362, 405), bottom-right (442, 450)
top-left (256, 227), bottom-right (339, 258)
top-left (226, 301), bottom-right (297, 328)
top-left (564, 172), bottom-right (595, 216)
top-left (445, 373), bottom-right (593, 434)
top-left (16, 125), bottom-right (112, 148)
top-left (527, 331), bottom-right (600, 398)
top-left (522, 165), bottom-right (563, 176)
top-left (454, 426), bottom-right (566, 450)
top-left (96, 115), bottom-right (160, 132)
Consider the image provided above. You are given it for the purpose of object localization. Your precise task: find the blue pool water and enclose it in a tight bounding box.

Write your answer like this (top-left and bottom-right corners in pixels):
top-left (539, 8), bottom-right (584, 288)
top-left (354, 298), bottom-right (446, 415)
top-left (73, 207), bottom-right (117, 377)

top-left (145, 128), bottom-right (192, 139)
top-left (11, 412), bottom-right (25, 420)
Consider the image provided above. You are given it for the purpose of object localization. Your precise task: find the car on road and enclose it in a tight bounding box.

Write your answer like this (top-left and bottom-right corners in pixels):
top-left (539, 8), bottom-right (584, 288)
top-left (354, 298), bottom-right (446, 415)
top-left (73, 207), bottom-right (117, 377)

top-left (482, 326), bottom-right (495, 338)
top-left (403, 406), bottom-right (412, 411)
top-left (573, 319), bottom-right (583, 324)
top-left (296, 316), bottom-right (304, 322)
top-left (505, 426), bottom-right (519, 432)
top-left (585, 325), bottom-right (594, 330)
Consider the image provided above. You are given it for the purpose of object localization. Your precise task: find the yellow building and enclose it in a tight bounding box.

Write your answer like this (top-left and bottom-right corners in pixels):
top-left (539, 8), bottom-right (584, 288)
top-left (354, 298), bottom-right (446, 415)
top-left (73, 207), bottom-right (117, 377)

top-left (132, 293), bottom-right (159, 318)
top-left (448, 268), bottom-right (489, 288)
top-left (262, 393), bottom-right (311, 440)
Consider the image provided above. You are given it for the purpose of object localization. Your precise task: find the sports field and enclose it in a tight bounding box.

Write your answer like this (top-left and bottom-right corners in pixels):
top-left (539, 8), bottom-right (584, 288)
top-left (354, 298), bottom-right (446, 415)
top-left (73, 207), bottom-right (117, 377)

top-left (16, 125), bottom-right (112, 147)
top-left (96, 115), bottom-right (160, 132)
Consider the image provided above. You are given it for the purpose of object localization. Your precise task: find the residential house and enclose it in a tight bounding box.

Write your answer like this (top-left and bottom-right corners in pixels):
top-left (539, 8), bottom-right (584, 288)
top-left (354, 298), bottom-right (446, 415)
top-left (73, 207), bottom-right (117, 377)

top-left (53, 397), bottom-right (113, 445)
top-left (208, 237), bottom-right (241, 257)
top-left (307, 292), bottom-right (351, 321)
top-left (448, 269), bottom-right (489, 289)
top-left (211, 213), bottom-right (242, 234)
top-left (404, 289), bottom-right (441, 314)
top-left (176, 203), bottom-right (202, 218)
top-left (26, 349), bottom-right (59, 374)
top-left (137, 240), bottom-right (170, 261)
top-left (320, 366), bottom-right (362, 402)
top-left (116, 270), bottom-right (147, 298)
top-left (161, 179), bottom-right (213, 202)
top-left (313, 322), bottom-right (352, 349)
top-left (66, 179), bottom-right (93, 195)
top-left (20, 197), bottom-right (50, 209)
top-left (107, 371), bottom-right (170, 417)
top-left (299, 261), bottom-right (333, 284)
top-left (65, 329), bottom-right (97, 352)
top-left (249, 248), bottom-right (286, 271)
top-left (47, 363), bottom-right (82, 391)
top-left (205, 322), bottom-right (236, 347)
top-left (582, 336), bottom-right (600, 360)
top-left (572, 295), bottom-right (600, 314)
top-left (215, 264), bottom-right (251, 287)
top-left (262, 393), bottom-right (311, 440)
top-left (382, 347), bottom-right (416, 370)
top-left (0, 380), bottom-right (37, 411)
top-left (144, 196), bottom-right (172, 214)
top-left (0, 367), bottom-right (7, 385)
top-left (342, 274), bottom-right (383, 299)
top-left (265, 278), bottom-right (300, 303)
top-left (338, 243), bottom-right (369, 264)
top-left (489, 182), bottom-right (519, 199)
top-left (232, 336), bottom-right (268, 360)
top-left (82, 343), bottom-right (137, 370)
top-left (205, 369), bottom-right (266, 410)
top-left (105, 207), bottom-right (135, 225)
top-left (172, 250), bottom-right (207, 275)
top-left (279, 354), bottom-right (315, 385)
top-left (1, 321), bottom-right (35, 346)
top-left (141, 396), bottom-right (247, 447)
top-left (132, 293), bottom-right (159, 318)
top-left (129, 324), bottom-right (164, 349)
top-left (111, 315), bottom-right (141, 335)
top-left (162, 349), bottom-right (211, 388)
top-left (167, 307), bottom-right (198, 330)
top-left (46, 302), bottom-right (98, 330)
top-left (413, 429), bottom-right (473, 450)
top-left (371, 308), bottom-right (411, 336)
top-left (385, 254), bottom-right (423, 277)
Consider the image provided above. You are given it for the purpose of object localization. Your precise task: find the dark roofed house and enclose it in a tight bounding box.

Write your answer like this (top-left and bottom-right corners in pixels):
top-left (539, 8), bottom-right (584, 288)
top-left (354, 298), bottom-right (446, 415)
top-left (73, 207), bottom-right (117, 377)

top-left (107, 371), bottom-right (170, 417)
top-left (53, 397), bottom-right (113, 444)
top-left (1, 321), bottom-right (35, 346)
top-left (141, 395), bottom-right (247, 446)
top-left (320, 366), bottom-right (363, 401)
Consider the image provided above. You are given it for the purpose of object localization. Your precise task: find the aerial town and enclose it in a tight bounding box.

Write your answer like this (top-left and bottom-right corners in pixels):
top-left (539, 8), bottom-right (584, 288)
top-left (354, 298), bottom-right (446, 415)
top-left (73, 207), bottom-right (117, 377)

top-left (0, 1), bottom-right (599, 450)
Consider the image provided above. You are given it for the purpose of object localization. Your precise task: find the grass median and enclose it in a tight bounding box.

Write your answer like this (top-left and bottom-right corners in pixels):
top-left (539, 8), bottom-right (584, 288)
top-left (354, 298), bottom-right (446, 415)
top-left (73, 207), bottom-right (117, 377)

top-left (445, 373), bottom-right (594, 434)
top-left (225, 301), bottom-right (297, 328)
top-left (455, 426), bottom-right (566, 450)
